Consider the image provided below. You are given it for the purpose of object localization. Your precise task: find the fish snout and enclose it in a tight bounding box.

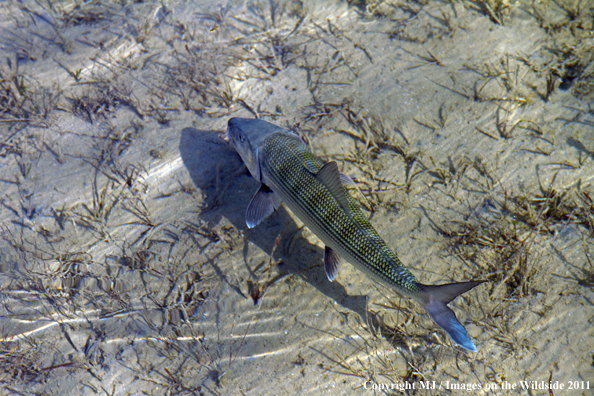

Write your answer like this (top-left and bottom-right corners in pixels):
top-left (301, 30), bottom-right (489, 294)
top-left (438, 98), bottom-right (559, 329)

top-left (226, 118), bottom-right (241, 142)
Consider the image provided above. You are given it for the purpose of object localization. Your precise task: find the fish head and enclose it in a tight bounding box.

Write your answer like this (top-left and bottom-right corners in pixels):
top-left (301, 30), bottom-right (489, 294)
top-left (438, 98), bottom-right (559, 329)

top-left (227, 117), bottom-right (286, 181)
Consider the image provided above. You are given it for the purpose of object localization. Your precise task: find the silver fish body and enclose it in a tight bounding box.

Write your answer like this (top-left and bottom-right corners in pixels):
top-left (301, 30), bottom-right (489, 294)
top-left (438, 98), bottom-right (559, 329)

top-left (227, 117), bottom-right (484, 351)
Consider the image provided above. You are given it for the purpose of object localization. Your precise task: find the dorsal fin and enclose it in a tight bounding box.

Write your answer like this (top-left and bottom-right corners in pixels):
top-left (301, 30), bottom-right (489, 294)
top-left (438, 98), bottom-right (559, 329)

top-left (339, 173), bottom-right (355, 186)
top-left (315, 161), bottom-right (350, 214)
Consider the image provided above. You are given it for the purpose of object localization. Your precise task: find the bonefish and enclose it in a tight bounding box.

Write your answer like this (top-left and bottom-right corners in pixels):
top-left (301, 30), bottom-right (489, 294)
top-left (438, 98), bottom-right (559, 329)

top-left (226, 117), bottom-right (485, 351)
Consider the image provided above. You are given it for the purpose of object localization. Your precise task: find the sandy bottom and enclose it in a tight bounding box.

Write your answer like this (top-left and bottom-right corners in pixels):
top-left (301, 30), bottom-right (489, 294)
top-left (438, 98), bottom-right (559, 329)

top-left (1, 0), bottom-right (593, 394)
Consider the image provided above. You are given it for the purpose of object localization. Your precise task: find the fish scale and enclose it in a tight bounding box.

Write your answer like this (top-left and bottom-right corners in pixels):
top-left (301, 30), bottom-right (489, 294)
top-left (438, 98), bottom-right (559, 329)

top-left (226, 117), bottom-right (485, 351)
top-left (263, 132), bottom-right (421, 292)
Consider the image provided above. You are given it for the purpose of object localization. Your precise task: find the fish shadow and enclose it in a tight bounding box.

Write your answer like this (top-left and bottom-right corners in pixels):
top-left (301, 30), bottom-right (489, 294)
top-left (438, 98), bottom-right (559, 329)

top-left (567, 136), bottom-right (594, 158)
top-left (179, 127), bottom-right (368, 319)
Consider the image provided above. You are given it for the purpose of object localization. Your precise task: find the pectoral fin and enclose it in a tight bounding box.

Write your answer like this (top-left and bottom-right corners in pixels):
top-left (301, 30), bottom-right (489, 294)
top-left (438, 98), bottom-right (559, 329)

top-left (246, 184), bottom-right (281, 228)
top-left (324, 246), bottom-right (341, 281)
top-left (315, 161), bottom-right (350, 214)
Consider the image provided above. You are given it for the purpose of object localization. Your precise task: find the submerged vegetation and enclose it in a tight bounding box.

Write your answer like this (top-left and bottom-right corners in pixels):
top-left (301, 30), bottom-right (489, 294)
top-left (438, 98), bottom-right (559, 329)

top-left (0, 0), bottom-right (593, 393)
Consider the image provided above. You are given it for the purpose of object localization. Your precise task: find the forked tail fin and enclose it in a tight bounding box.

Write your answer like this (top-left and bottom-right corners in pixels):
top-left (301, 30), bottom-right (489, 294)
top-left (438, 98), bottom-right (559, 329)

top-left (421, 281), bottom-right (485, 352)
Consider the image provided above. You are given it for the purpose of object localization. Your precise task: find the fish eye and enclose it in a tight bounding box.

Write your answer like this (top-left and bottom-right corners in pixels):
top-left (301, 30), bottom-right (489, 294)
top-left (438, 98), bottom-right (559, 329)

top-left (238, 132), bottom-right (245, 143)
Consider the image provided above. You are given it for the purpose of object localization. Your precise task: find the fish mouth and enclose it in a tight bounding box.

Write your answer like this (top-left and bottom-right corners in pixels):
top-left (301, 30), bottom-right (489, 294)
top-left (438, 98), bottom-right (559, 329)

top-left (226, 117), bottom-right (240, 142)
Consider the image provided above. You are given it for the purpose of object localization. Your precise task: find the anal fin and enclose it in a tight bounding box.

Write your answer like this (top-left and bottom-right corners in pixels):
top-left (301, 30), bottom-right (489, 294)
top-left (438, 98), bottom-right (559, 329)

top-left (246, 184), bottom-right (281, 228)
